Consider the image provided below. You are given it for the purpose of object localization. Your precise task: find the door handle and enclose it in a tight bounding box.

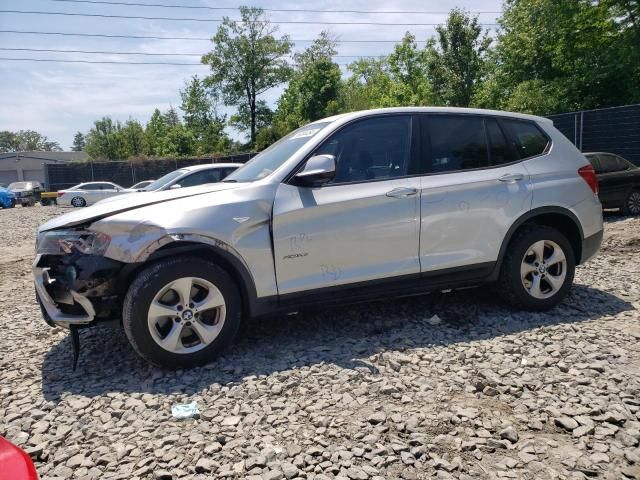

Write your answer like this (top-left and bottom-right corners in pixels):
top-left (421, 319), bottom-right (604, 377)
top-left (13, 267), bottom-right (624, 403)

top-left (386, 187), bottom-right (418, 198)
top-left (498, 173), bottom-right (524, 183)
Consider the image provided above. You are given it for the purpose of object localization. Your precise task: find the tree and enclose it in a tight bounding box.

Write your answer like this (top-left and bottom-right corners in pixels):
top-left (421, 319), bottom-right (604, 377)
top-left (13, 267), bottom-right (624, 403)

top-left (85, 117), bottom-right (128, 160)
top-left (145, 109), bottom-right (169, 156)
top-left (122, 119), bottom-right (146, 157)
top-left (488, 0), bottom-right (640, 113)
top-left (341, 33), bottom-right (432, 111)
top-left (275, 33), bottom-right (341, 130)
top-left (0, 130), bottom-right (61, 152)
top-left (202, 6), bottom-right (293, 145)
top-left (164, 106), bottom-right (180, 128)
top-left (179, 75), bottom-right (228, 154)
top-left (159, 124), bottom-right (196, 157)
top-left (72, 132), bottom-right (86, 151)
top-left (425, 9), bottom-right (490, 107)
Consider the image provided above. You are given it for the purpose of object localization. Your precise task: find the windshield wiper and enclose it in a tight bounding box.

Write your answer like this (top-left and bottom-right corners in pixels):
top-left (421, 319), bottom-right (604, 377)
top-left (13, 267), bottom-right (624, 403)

top-left (222, 179), bottom-right (238, 183)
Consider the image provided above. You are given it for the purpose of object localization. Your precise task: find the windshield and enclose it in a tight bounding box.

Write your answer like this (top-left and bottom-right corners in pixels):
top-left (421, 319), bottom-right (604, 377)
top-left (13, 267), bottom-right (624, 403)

top-left (142, 169), bottom-right (187, 191)
top-left (225, 122), bottom-right (331, 182)
top-left (9, 182), bottom-right (30, 189)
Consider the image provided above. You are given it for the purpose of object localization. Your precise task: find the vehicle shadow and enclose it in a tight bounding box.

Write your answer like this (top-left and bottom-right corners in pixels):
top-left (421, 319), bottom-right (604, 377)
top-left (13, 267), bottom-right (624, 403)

top-left (41, 283), bottom-right (634, 402)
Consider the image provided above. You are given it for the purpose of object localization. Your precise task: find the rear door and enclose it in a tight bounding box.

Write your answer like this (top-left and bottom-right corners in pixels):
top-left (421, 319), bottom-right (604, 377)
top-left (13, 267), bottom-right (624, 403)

top-left (418, 114), bottom-right (533, 273)
top-left (272, 114), bottom-right (422, 295)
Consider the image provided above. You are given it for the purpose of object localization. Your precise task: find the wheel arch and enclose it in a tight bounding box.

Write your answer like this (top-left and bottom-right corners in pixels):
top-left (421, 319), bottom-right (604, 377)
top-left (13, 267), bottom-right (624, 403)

top-left (492, 206), bottom-right (584, 280)
top-left (117, 240), bottom-right (264, 318)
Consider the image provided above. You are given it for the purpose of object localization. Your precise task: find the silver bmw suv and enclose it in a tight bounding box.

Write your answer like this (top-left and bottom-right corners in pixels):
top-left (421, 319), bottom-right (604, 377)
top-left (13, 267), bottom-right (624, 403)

top-left (34, 107), bottom-right (603, 368)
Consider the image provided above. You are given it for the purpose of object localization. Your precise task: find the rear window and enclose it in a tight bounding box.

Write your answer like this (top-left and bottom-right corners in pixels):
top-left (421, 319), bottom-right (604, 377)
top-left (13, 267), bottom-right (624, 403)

top-left (501, 119), bottom-right (549, 159)
top-left (427, 115), bottom-right (489, 172)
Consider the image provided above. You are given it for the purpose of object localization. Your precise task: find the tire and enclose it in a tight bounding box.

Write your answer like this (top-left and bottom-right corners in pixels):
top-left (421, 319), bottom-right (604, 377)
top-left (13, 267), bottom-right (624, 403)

top-left (122, 256), bottom-right (242, 368)
top-left (497, 225), bottom-right (575, 311)
top-left (71, 196), bottom-right (86, 208)
top-left (622, 190), bottom-right (640, 216)
top-left (9, 198), bottom-right (15, 208)
top-left (41, 198), bottom-right (50, 206)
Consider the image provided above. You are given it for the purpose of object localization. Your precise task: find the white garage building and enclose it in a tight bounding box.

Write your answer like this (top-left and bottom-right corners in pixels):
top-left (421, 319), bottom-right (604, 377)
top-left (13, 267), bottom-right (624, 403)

top-left (0, 151), bottom-right (89, 188)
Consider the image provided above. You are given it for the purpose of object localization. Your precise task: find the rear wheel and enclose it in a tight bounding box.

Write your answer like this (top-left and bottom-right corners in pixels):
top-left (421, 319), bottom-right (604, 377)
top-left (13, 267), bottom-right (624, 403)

top-left (70, 196), bottom-right (86, 207)
top-left (498, 225), bottom-right (575, 311)
top-left (622, 190), bottom-right (640, 216)
top-left (122, 257), bottom-right (242, 368)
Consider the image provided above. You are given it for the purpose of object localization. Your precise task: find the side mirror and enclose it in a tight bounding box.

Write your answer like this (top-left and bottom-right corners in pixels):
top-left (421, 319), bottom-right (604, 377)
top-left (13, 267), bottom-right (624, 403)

top-left (292, 155), bottom-right (336, 188)
top-left (169, 184), bottom-right (182, 190)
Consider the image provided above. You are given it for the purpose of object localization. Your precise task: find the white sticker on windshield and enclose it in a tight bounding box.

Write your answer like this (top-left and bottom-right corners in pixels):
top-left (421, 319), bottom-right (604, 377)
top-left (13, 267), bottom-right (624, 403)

top-left (290, 128), bottom-right (320, 140)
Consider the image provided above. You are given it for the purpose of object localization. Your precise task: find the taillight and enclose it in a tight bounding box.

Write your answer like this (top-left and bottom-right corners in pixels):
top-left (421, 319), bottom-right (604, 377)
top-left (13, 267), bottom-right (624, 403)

top-left (578, 165), bottom-right (599, 195)
top-left (57, 190), bottom-right (66, 195)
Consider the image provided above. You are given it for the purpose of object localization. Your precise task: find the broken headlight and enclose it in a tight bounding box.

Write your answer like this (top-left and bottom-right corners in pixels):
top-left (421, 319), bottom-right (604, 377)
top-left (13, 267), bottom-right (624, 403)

top-left (36, 230), bottom-right (111, 256)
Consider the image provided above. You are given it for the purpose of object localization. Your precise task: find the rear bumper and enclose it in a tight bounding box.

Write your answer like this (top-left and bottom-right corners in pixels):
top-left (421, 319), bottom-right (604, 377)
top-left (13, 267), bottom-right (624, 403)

top-left (580, 229), bottom-right (603, 264)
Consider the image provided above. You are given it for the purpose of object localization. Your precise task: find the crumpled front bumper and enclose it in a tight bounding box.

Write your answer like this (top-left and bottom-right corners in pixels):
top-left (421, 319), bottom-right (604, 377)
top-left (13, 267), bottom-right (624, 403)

top-left (33, 254), bottom-right (96, 328)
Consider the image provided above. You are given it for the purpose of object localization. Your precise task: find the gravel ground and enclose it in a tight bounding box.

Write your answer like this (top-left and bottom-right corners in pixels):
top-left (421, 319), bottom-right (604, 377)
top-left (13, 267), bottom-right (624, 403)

top-left (1, 205), bottom-right (639, 480)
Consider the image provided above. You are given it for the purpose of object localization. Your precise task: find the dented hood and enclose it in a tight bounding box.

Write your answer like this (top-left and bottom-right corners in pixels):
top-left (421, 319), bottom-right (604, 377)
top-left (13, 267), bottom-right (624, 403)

top-left (39, 182), bottom-right (243, 232)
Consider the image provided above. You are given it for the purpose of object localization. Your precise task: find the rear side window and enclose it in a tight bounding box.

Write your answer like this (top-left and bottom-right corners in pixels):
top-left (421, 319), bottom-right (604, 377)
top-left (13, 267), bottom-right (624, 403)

top-left (486, 118), bottom-right (518, 166)
top-left (599, 154), bottom-right (630, 173)
top-left (502, 119), bottom-right (549, 159)
top-left (427, 115), bottom-right (489, 172)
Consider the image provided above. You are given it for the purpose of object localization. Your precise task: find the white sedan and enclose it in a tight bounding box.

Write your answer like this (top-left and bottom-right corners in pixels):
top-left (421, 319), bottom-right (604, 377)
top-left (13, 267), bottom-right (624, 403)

top-left (57, 182), bottom-right (125, 207)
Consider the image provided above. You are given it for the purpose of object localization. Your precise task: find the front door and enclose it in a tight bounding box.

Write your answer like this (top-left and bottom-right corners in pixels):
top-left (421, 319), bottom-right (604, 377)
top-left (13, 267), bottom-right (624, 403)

top-left (272, 115), bottom-right (422, 295)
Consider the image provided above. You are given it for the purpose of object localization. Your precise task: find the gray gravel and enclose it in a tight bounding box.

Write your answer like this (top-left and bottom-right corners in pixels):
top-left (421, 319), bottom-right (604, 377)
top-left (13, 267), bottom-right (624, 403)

top-left (1, 205), bottom-right (639, 480)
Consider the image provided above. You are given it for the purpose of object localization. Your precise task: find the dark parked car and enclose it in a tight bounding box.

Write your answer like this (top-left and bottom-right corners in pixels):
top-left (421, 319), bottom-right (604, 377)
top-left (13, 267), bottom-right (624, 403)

top-left (8, 181), bottom-right (44, 207)
top-left (584, 152), bottom-right (640, 215)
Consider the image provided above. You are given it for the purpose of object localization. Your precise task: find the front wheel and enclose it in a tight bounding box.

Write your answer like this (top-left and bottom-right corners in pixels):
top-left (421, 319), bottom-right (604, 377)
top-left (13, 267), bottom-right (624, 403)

top-left (122, 257), bottom-right (242, 368)
top-left (622, 190), bottom-right (640, 216)
top-left (497, 225), bottom-right (575, 311)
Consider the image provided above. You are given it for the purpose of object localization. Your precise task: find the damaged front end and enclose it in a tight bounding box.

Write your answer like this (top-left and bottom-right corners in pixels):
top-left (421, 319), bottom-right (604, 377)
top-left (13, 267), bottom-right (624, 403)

top-left (33, 229), bottom-right (124, 329)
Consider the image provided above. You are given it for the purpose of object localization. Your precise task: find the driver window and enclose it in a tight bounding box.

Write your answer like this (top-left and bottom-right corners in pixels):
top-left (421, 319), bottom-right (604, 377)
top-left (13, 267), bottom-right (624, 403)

top-left (312, 115), bottom-right (412, 184)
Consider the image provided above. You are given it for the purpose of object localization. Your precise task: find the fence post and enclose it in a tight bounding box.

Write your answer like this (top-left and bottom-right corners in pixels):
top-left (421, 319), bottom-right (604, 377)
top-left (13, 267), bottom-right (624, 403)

top-left (90, 161), bottom-right (94, 181)
top-left (579, 111), bottom-right (584, 150)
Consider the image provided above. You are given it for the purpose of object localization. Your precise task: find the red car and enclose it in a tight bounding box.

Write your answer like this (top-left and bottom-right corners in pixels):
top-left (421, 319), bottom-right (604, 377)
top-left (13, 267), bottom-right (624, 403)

top-left (0, 436), bottom-right (38, 480)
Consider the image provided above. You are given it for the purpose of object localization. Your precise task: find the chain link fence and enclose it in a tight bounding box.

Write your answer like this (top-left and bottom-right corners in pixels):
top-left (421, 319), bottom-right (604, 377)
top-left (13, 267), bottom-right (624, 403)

top-left (547, 104), bottom-right (640, 165)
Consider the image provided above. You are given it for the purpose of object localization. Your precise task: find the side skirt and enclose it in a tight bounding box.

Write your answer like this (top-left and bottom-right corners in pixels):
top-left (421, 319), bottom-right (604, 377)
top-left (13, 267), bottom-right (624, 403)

top-left (250, 262), bottom-right (495, 317)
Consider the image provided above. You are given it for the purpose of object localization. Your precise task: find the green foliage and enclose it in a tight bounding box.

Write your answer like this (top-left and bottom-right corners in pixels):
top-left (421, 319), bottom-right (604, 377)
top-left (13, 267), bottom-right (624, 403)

top-left (71, 132), bottom-right (85, 152)
top-left (488, 0), bottom-right (640, 113)
top-left (0, 130), bottom-right (61, 152)
top-left (202, 6), bottom-right (293, 145)
top-left (179, 75), bottom-right (229, 154)
top-left (425, 9), bottom-right (491, 107)
top-left (341, 33), bottom-right (432, 111)
top-left (275, 33), bottom-right (342, 132)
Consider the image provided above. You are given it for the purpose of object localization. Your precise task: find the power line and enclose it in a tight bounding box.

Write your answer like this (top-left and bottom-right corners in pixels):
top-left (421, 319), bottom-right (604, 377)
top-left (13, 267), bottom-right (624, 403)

top-left (0, 57), bottom-right (205, 65)
top-left (47, 0), bottom-right (502, 15)
top-left (0, 30), bottom-right (438, 43)
top-left (0, 46), bottom-right (384, 58)
top-left (0, 57), bottom-right (353, 66)
top-left (0, 47), bottom-right (203, 56)
top-left (0, 9), bottom-right (500, 26)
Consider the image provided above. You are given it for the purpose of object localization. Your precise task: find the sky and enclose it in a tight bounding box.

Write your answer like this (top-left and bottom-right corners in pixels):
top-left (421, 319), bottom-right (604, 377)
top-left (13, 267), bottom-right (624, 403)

top-left (0, 0), bottom-right (503, 148)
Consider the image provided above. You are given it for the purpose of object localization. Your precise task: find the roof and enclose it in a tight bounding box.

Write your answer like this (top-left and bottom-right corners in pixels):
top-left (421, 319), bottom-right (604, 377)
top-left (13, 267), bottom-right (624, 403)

top-left (0, 151), bottom-right (90, 163)
top-left (313, 107), bottom-right (553, 125)
top-left (180, 163), bottom-right (243, 171)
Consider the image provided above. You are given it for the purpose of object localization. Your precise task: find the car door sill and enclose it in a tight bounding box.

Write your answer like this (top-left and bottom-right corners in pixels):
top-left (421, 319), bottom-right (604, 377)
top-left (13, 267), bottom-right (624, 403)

top-left (272, 262), bottom-right (496, 313)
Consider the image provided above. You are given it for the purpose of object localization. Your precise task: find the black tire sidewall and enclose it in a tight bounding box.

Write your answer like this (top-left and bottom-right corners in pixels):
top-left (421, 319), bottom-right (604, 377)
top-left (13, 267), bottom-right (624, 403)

top-left (123, 257), bottom-right (242, 368)
top-left (623, 190), bottom-right (640, 216)
top-left (501, 226), bottom-right (575, 311)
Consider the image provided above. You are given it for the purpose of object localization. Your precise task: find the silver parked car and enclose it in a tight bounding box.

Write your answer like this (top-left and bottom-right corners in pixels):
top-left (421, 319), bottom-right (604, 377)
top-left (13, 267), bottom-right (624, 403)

top-left (34, 107), bottom-right (603, 368)
top-left (57, 182), bottom-right (125, 207)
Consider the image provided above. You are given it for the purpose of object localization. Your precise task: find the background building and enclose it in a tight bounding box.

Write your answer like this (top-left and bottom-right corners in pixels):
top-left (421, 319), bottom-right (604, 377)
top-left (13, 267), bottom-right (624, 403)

top-left (0, 151), bottom-right (89, 187)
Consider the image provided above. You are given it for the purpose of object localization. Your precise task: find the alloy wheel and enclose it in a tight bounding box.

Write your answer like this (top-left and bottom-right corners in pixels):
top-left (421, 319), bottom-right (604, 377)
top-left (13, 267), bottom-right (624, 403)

top-left (71, 197), bottom-right (86, 207)
top-left (520, 240), bottom-right (567, 299)
top-left (147, 276), bottom-right (226, 354)
top-left (628, 191), bottom-right (640, 215)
